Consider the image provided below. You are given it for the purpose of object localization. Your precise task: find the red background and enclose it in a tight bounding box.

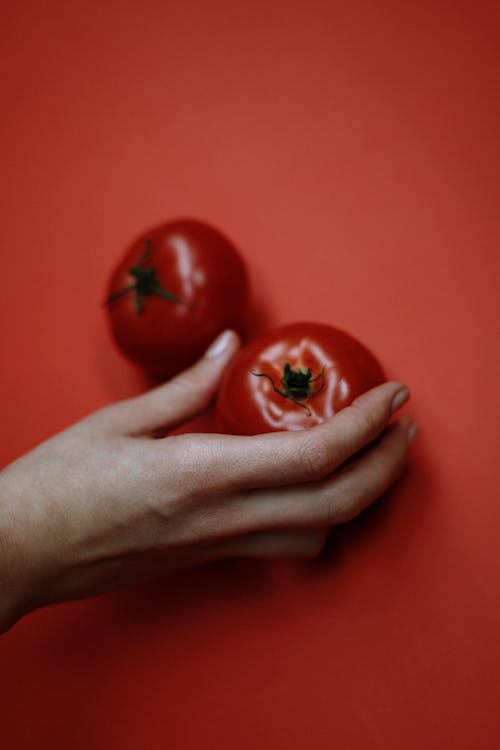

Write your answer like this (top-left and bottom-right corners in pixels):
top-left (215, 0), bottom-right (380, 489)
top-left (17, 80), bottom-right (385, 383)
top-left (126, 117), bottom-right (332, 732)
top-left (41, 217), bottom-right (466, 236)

top-left (1, 1), bottom-right (499, 747)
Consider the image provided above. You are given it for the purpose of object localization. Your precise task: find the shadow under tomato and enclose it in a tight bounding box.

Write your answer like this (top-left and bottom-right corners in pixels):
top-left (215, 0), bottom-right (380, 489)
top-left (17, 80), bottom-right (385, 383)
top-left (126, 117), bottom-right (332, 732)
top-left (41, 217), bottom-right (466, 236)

top-left (242, 295), bottom-right (274, 342)
top-left (93, 316), bottom-right (157, 402)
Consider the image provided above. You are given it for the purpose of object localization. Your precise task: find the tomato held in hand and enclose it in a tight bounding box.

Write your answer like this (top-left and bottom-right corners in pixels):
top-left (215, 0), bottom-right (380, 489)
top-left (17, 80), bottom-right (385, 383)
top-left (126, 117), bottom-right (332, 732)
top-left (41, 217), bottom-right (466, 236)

top-left (105, 219), bottom-right (249, 378)
top-left (215, 322), bottom-right (386, 434)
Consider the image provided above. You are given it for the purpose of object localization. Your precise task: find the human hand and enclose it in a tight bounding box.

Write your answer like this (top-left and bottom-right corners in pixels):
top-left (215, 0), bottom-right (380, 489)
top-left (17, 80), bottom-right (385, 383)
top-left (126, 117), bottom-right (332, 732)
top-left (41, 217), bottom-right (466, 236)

top-left (0, 330), bottom-right (415, 633)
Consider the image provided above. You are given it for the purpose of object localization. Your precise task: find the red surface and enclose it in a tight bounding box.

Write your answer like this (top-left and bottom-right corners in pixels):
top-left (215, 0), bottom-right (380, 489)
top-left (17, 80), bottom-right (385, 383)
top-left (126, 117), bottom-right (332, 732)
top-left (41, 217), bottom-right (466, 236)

top-left (1, 1), bottom-right (499, 747)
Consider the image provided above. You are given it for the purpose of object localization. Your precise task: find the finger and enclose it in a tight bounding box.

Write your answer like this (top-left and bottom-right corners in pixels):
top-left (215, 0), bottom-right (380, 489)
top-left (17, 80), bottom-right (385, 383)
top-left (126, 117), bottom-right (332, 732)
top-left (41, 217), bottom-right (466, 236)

top-left (184, 380), bottom-right (410, 492)
top-left (209, 529), bottom-right (329, 560)
top-left (222, 418), bottom-right (414, 533)
top-left (96, 330), bottom-right (240, 435)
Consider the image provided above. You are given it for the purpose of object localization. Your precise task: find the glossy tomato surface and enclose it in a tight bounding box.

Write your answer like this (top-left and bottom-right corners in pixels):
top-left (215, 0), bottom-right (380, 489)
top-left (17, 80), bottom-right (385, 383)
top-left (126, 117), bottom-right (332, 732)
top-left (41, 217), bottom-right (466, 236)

top-left (105, 219), bottom-right (249, 378)
top-left (215, 322), bottom-right (386, 434)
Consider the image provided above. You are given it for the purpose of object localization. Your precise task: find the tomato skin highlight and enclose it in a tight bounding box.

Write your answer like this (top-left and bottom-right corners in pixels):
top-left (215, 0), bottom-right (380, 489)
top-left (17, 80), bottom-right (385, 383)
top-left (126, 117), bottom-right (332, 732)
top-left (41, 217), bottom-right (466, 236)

top-left (105, 219), bottom-right (250, 378)
top-left (215, 322), bottom-right (386, 435)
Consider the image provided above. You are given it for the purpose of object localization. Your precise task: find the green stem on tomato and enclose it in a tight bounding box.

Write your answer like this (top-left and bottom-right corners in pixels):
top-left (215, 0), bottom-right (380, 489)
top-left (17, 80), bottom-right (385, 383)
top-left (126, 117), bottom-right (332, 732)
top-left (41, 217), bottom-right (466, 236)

top-left (106, 239), bottom-right (183, 314)
top-left (251, 363), bottom-right (325, 416)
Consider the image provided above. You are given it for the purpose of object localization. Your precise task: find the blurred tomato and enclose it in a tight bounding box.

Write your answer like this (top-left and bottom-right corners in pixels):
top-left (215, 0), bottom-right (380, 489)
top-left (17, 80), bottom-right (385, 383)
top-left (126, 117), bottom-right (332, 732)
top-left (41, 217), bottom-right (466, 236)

top-left (105, 218), bottom-right (249, 378)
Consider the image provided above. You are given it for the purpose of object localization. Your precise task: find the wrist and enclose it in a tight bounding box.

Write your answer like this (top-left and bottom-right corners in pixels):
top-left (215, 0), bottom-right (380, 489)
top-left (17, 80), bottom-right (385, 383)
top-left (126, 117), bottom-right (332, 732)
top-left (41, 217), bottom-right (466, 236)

top-left (0, 467), bottom-right (36, 633)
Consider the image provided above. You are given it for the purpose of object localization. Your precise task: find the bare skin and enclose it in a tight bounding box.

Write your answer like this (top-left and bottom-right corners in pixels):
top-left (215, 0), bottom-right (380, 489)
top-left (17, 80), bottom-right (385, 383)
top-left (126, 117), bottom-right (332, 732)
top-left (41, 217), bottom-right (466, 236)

top-left (0, 330), bottom-right (416, 633)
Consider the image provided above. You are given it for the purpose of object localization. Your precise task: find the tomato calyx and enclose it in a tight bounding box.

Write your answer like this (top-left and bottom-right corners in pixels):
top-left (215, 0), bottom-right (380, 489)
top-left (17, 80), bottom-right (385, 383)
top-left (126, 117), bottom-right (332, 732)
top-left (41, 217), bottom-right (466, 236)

top-left (251, 362), bottom-right (325, 416)
top-left (106, 239), bottom-right (183, 314)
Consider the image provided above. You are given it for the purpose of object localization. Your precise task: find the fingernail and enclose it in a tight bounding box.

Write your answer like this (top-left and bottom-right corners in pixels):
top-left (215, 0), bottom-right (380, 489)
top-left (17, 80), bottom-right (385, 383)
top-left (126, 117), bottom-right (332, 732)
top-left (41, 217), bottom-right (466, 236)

top-left (407, 421), bottom-right (418, 444)
top-left (391, 385), bottom-right (410, 413)
top-left (205, 329), bottom-right (234, 358)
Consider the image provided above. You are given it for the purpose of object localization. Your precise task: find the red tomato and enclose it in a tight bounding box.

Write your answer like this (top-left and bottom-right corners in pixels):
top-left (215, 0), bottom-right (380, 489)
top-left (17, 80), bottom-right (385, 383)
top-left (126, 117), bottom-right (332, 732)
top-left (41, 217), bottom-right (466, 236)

top-left (215, 322), bottom-right (386, 434)
top-left (105, 219), bottom-right (249, 378)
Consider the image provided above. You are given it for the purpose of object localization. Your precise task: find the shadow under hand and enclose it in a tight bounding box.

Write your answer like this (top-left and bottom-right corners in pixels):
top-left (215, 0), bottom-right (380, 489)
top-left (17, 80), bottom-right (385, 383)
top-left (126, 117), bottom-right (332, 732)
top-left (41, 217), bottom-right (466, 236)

top-left (294, 443), bottom-right (435, 589)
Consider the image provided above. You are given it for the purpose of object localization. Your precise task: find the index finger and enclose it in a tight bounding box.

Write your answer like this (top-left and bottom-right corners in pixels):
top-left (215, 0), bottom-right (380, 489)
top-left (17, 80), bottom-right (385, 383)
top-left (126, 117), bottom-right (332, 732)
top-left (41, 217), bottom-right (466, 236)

top-left (179, 380), bottom-right (410, 492)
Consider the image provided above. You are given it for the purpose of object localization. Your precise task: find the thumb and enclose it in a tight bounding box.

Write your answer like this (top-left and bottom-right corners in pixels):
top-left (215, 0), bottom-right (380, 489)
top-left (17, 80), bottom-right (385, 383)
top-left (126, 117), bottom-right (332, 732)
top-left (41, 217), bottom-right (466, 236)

top-left (103, 330), bottom-right (240, 436)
